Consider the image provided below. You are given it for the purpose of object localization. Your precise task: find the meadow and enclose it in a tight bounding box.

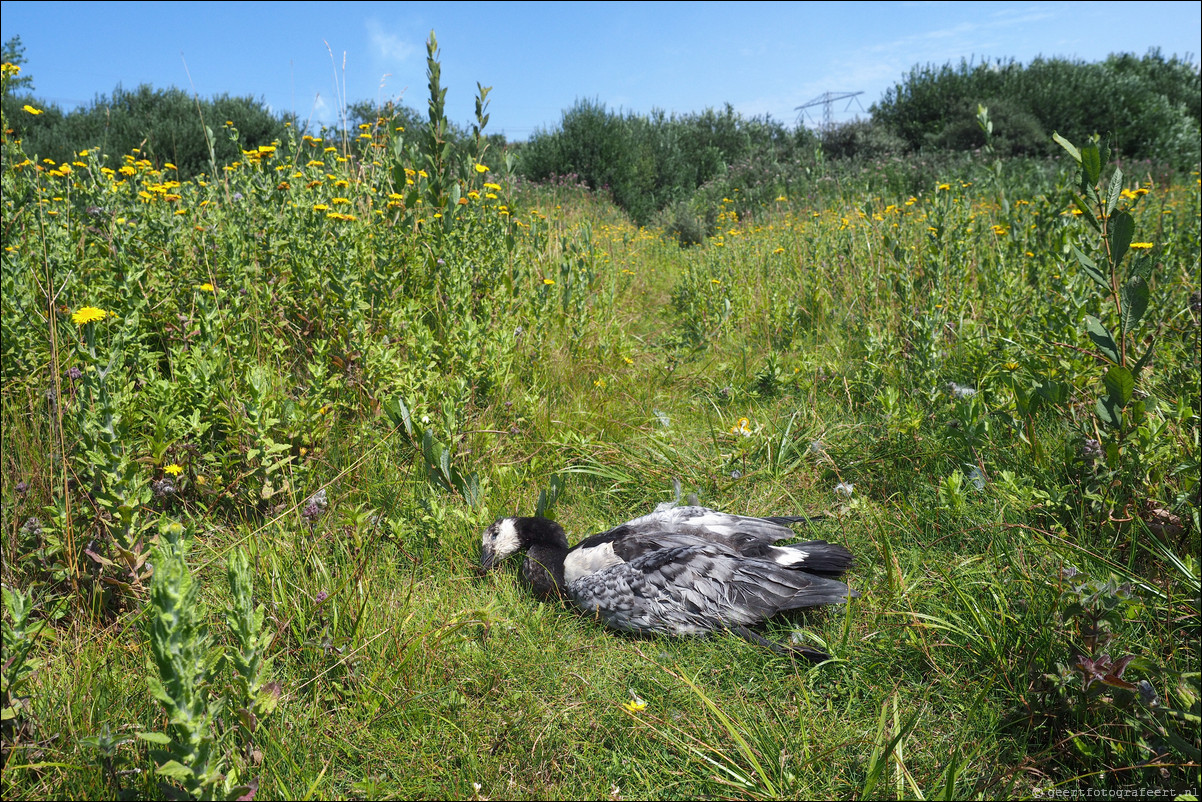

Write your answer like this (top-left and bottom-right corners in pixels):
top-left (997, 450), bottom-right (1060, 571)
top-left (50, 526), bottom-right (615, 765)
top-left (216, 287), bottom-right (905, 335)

top-left (1, 43), bottom-right (1199, 800)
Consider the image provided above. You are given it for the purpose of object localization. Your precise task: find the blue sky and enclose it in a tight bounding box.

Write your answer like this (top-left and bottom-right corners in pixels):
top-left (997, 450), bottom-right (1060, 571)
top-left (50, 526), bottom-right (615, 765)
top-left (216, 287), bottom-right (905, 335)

top-left (2, 1), bottom-right (1198, 140)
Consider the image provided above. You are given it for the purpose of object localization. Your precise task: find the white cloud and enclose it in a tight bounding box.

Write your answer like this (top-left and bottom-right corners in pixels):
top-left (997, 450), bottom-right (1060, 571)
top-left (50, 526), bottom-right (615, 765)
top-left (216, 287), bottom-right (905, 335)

top-left (367, 19), bottom-right (416, 63)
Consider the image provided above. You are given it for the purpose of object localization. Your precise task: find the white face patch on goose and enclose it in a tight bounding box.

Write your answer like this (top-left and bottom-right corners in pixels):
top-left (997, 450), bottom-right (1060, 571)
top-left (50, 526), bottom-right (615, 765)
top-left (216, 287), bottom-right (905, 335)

top-left (563, 541), bottom-right (623, 586)
top-left (487, 518), bottom-right (521, 560)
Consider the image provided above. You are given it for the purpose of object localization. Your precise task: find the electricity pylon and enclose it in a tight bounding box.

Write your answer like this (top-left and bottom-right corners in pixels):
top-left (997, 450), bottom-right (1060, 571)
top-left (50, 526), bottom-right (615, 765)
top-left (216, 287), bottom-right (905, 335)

top-left (795, 91), bottom-right (865, 131)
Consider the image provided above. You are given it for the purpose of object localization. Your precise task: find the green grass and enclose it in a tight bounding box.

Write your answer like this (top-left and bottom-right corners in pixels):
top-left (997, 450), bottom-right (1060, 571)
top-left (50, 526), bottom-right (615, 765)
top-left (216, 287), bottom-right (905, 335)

top-left (2, 52), bottom-right (1200, 799)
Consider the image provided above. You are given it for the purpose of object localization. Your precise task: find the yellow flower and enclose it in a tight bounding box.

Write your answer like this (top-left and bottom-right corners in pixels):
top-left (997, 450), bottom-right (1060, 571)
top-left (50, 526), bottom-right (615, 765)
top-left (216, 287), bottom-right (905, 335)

top-left (729, 418), bottom-right (752, 437)
top-left (543, 278), bottom-right (555, 285)
top-left (163, 463), bottom-right (184, 476)
top-left (22, 104), bottom-right (43, 115)
top-left (623, 699), bottom-right (647, 713)
top-left (474, 163), bottom-right (489, 173)
top-left (71, 306), bottom-right (112, 325)
top-left (196, 283), bottom-right (215, 293)
top-left (936, 183), bottom-right (951, 191)
top-left (1129, 242), bottom-right (1154, 250)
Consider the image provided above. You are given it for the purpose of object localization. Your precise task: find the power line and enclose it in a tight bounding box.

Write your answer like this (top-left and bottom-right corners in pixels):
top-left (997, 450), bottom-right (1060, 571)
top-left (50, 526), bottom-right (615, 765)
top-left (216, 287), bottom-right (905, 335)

top-left (795, 91), bottom-right (864, 131)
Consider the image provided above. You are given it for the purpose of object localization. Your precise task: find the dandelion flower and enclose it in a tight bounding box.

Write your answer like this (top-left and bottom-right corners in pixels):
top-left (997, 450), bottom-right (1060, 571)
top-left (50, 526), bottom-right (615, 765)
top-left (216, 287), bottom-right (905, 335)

top-left (196, 283), bottom-right (215, 293)
top-left (22, 104), bottom-right (43, 115)
top-left (163, 463), bottom-right (184, 476)
top-left (71, 306), bottom-right (111, 325)
top-left (474, 163), bottom-right (490, 173)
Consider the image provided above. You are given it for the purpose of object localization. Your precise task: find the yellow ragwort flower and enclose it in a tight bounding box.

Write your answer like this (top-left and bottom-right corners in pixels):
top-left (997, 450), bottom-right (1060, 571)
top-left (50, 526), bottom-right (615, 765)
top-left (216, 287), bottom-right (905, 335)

top-left (71, 306), bottom-right (111, 325)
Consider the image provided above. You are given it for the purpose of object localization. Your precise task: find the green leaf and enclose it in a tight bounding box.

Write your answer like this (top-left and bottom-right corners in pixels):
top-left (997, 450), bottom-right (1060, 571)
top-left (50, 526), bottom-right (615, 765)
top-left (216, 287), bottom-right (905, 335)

top-left (1132, 337), bottom-right (1155, 379)
top-left (1105, 167), bottom-right (1124, 216)
top-left (135, 731), bottom-right (172, 745)
top-left (155, 759), bottom-right (196, 782)
top-left (1121, 276), bottom-right (1149, 334)
top-left (1129, 251), bottom-right (1154, 282)
top-left (1052, 131), bottom-right (1080, 162)
top-left (1071, 246), bottom-right (1110, 291)
top-left (383, 396), bottom-right (413, 436)
top-left (1095, 396), bottom-right (1121, 429)
top-left (1084, 316), bottom-right (1120, 363)
top-left (1110, 211), bottom-right (1134, 270)
top-left (1070, 194), bottom-right (1101, 232)
top-left (1103, 366), bottom-right (1134, 407)
top-left (1081, 141), bottom-right (1102, 188)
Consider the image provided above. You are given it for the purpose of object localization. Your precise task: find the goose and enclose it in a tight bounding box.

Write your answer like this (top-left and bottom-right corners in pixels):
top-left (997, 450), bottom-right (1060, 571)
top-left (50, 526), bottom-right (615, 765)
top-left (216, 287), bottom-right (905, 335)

top-left (479, 505), bottom-right (858, 662)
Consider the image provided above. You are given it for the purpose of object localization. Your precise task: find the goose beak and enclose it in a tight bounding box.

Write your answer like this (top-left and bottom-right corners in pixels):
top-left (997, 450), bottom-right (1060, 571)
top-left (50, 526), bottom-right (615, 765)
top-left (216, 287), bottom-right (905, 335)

top-left (480, 543), bottom-right (498, 571)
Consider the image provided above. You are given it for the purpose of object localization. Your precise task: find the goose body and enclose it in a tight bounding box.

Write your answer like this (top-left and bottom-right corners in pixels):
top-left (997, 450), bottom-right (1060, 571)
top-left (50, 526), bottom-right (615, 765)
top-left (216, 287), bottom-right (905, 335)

top-left (480, 505), bottom-right (857, 660)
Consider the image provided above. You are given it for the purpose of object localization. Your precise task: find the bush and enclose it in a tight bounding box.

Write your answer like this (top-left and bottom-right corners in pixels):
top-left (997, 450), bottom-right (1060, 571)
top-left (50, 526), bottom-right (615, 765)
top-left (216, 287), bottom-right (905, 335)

top-left (871, 50), bottom-right (1201, 167)
top-left (818, 119), bottom-right (907, 160)
top-left (3, 84), bottom-right (293, 177)
top-left (518, 100), bottom-right (818, 226)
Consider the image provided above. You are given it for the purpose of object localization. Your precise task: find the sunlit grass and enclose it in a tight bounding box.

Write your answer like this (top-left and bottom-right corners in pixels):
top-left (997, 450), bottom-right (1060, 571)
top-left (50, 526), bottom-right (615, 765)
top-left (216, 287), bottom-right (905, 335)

top-left (2, 44), bottom-right (1199, 800)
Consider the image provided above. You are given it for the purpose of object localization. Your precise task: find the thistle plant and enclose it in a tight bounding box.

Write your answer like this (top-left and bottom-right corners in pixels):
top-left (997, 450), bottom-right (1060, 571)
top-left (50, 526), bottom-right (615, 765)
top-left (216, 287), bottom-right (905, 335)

top-left (138, 521), bottom-right (225, 800)
top-left (223, 549), bottom-right (279, 762)
top-left (2, 585), bottom-right (47, 762)
top-left (139, 521), bottom-right (274, 800)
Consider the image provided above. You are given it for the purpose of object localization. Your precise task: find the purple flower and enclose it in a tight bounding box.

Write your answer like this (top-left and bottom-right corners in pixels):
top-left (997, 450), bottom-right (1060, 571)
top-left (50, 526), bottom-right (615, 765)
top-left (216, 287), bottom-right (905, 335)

top-left (314, 590), bottom-right (329, 604)
top-left (302, 488), bottom-right (328, 523)
top-left (1075, 653), bottom-right (1137, 690)
top-left (67, 366), bottom-right (83, 380)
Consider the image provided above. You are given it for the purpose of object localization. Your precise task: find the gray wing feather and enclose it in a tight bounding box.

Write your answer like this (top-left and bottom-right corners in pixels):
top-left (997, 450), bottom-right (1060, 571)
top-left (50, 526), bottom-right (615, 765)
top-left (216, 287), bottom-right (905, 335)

top-left (568, 542), bottom-right (856, 636)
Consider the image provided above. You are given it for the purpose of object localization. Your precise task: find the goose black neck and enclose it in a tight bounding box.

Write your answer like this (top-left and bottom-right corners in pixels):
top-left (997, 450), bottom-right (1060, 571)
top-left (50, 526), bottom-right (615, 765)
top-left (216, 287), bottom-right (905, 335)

top-left (516, 518), bottom-right (570, 599)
